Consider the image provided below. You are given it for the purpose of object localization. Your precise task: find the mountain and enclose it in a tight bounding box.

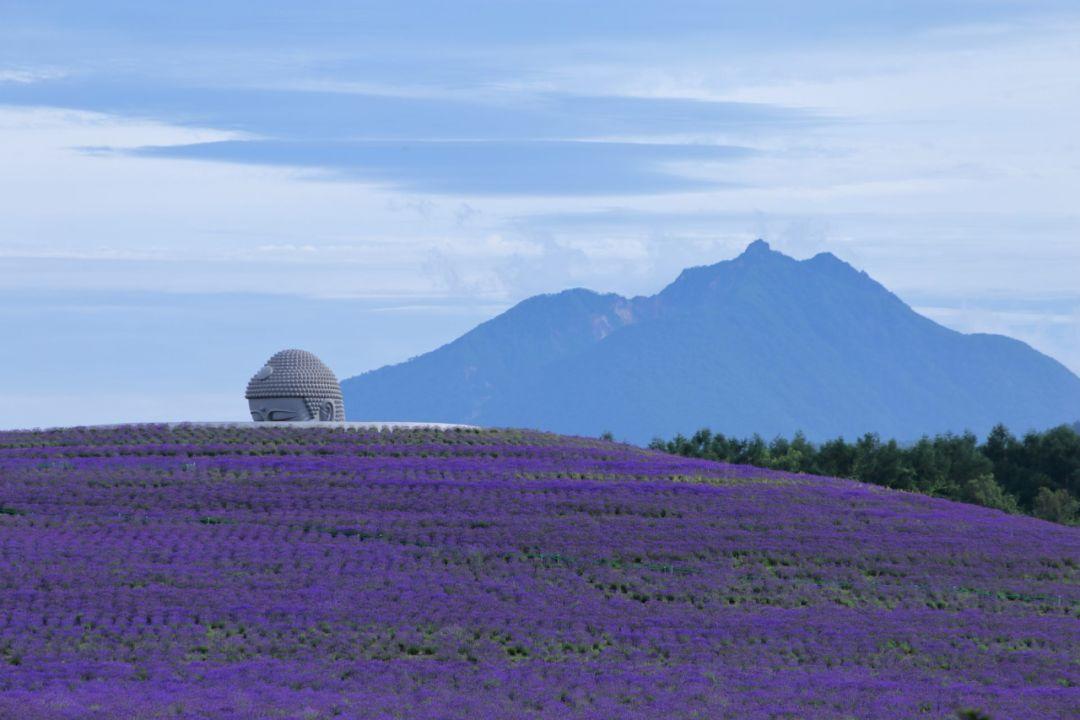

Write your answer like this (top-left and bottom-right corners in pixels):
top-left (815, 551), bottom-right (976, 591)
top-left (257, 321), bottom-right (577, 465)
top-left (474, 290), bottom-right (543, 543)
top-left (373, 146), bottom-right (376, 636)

top-left (342, 241), bottom-right (1080, 443)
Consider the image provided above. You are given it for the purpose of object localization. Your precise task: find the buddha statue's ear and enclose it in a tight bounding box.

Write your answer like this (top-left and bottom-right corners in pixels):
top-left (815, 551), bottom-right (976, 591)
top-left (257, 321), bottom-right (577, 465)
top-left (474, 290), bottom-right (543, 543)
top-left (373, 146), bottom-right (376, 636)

top-left (319, 400), bottom-right (335, 421)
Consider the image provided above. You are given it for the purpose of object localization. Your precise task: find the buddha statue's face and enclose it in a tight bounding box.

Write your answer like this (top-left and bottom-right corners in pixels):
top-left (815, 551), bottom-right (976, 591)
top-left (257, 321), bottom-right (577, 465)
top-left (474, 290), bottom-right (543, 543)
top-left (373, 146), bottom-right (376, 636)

top-left (248, 397), bottom-right (338, 422)
top-left (248, 397), bottom-right (314, 422)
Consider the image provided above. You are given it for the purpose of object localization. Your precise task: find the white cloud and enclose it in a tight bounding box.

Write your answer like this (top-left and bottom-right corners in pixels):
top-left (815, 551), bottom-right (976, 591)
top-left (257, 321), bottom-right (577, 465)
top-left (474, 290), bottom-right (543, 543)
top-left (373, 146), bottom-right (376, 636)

top-left (0, 67), bottom-right (66, 84)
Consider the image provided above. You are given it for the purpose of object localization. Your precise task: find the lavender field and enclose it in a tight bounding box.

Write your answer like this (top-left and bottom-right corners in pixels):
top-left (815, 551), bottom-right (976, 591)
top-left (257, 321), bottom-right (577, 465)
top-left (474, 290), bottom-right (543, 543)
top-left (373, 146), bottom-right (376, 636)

top-left (0, 425), bottom-right (1077, 719)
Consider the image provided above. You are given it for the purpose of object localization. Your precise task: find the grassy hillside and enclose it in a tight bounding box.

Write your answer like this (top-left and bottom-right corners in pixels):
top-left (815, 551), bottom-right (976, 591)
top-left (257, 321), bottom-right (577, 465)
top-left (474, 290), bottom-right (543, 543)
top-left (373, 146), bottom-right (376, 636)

top-left (0, 425), bottom-right (1077, 719)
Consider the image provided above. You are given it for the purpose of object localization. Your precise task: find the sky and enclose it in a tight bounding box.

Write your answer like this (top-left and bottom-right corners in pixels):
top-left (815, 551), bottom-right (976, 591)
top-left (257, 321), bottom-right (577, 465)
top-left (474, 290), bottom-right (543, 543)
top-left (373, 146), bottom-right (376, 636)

top-left (1, 1), bottom-right (1079, 429)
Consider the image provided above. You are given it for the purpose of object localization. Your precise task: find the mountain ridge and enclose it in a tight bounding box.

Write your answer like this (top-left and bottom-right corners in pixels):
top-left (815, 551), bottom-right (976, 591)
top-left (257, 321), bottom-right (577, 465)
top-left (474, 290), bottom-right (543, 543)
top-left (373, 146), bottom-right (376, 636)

top-left (342, 241), bottom-right (1080, 442)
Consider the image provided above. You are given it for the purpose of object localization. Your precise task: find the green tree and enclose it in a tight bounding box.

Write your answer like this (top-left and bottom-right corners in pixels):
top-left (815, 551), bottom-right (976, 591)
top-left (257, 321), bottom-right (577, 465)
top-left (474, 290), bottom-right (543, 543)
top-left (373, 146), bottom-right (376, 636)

top-left (853, 434), bottom-right (913, 489)
top-left (958, 474), bottom-right (1019, 514)
top-left (1032, 486), bottom-right (1079, 524)
top-left (932, 432), bottom-right (993, 499)
top-left (739, 435), bottom-right (769, 468)
top-left (906, 438), bottom-right (944, 494)
top-left (816, 437), bottom-right (856, 478)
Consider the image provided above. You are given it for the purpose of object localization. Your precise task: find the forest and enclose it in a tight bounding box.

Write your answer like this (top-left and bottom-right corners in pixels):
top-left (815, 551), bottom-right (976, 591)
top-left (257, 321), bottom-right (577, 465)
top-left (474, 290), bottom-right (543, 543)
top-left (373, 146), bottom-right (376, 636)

top-left (649, 422), bottom-right (1080, 524)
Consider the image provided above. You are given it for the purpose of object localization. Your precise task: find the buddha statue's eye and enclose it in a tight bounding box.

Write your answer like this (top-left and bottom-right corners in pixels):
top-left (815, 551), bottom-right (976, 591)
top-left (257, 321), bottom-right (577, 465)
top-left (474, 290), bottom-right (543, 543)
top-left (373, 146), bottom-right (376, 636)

top-left (267, 410), bottom-right (298, 421)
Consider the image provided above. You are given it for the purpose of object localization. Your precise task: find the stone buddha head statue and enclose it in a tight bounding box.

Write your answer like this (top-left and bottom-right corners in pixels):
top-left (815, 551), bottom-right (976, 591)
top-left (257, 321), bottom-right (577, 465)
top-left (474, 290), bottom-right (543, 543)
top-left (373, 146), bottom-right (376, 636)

top-left (245, 349), bottom-right (345, 422)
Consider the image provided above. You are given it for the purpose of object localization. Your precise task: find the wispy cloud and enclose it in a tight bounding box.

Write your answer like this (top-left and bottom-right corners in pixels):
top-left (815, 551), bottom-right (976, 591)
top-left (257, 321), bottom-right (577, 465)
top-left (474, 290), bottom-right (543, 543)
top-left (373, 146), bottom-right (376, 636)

top-left (0, 80), bottom-right (819, 138)
top-left (0, 67), bottom-right (65, 84)
top-left (0, 78), bottom-right (816, 194)
top-left (123, 139), bottom-right (755, 195)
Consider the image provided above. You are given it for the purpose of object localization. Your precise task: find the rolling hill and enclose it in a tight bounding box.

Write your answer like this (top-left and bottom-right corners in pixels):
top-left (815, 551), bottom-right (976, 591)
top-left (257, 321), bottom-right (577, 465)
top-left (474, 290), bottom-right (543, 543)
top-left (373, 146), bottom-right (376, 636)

top-left (0, 424), bottom-right (1076, 719)
top-left (343, 241), bottom-right (1080, 443)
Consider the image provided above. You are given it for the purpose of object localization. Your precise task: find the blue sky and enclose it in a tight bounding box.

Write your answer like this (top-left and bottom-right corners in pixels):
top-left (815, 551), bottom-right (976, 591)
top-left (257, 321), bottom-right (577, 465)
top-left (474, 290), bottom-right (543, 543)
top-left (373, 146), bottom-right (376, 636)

top-left (1, 1), bottom-right (1079, 428)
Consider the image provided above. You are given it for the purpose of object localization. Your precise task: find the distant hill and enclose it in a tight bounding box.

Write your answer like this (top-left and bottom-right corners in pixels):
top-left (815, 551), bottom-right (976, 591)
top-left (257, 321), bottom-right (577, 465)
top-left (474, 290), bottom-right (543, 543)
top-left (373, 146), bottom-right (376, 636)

top-left (342, 241), bottom-right (1080, 443)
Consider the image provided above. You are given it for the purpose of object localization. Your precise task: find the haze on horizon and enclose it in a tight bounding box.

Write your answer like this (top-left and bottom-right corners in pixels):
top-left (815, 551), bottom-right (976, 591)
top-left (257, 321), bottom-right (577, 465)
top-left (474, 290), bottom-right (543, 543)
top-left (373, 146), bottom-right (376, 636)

top-left (1, 1), bottom-right (1078, 429)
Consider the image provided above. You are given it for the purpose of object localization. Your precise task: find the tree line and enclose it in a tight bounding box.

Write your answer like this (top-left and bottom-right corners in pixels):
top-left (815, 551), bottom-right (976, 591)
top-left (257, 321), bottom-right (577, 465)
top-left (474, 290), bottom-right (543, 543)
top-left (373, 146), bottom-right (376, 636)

top-left (647, 423), bottom-right (1080, 524)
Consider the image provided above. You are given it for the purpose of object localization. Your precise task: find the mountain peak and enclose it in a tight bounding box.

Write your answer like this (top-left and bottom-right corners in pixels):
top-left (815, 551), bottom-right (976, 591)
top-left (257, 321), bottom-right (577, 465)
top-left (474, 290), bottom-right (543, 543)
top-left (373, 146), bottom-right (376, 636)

top-left (733, 239), bottom-right (796, 268)
top-left (741, 239), bottom-right (773, 257)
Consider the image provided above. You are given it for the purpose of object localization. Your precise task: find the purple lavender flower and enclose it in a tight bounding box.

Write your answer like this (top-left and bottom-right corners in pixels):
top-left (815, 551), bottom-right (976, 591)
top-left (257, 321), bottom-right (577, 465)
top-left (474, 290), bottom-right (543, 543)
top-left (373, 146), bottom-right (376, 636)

top-left (0, 425), bottom-right (1076, 719)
